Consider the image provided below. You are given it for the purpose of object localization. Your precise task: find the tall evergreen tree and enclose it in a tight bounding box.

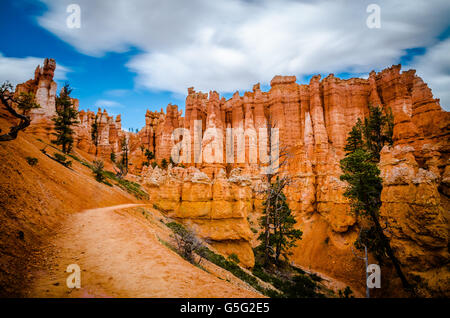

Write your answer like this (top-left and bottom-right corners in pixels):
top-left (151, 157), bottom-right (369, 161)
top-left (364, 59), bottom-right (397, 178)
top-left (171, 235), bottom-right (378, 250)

top-left (52, 83), bottom-right (78, 153)
top-left (344, 118), bottom-right (363, 154)
top-left (257, 177), bottom-right (302, 265)
top-left (340, 106), bottom-right (412, 293)
top-left (91, 114), bottom-right (100, 157)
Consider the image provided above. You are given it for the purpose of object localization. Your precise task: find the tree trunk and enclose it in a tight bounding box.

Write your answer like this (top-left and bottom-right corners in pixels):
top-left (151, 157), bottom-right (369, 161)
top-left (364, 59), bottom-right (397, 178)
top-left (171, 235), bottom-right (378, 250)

top-left (0, 95), bottom-right (31, 142)
top-left (369, 209), bottom-right (413, 293)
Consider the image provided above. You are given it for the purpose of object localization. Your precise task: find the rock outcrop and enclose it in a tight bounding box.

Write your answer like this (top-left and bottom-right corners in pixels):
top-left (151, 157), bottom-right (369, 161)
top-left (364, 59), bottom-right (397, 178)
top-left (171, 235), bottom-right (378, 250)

top-left (76, 108), bottom-right (125, 157)
top-left (13, 59), bottom-right (449, 296)
top-left (142, 165), bottom-right (255, 267)
top-left (139, 64), bottom-right (448, 296)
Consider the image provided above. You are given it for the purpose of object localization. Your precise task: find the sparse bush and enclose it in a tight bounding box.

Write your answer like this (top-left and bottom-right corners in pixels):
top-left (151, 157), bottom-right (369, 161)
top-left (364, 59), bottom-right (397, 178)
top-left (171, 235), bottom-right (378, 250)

top-left (110, 151), bottom-right (116, 163)
top-left (92, 160), bottom-right (105, 182)
top-left (164, 221), bottom-right (283, 298)
top-left (167, 222), bottom-right (204, 264)
top-left (161, 158), bottom-right (168, 169)
top-left (151, 161), bottom-right (158, 169)
top-left (338, 286), bottom-right (354, 298)
top-left (228, 253), bottom-right (240, 264)
top-left (54, 152), bottom-right (66, 162)
top-left (25, 157), bottom-right (38, 166)
top-left (284, 274), bottom-right (321, 298)
top-left (252, 263), bottom-right (322, 298)
top-left (54, 152), bottom-right (72, 167)
top-left (308, 272), bottom-right (323, 282)
top-left (144, 149), bottom-right (154, 161)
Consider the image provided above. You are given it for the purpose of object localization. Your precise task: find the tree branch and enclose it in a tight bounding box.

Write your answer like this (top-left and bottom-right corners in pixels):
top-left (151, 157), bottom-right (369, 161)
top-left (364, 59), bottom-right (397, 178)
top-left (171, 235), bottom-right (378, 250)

top-left (0, 91), bottom-right (31, 142)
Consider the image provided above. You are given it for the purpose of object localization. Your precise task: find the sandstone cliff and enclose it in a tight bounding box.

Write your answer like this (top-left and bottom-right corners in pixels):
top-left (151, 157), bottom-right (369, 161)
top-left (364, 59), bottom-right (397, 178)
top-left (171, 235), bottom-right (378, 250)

top-left (136, 64), bottom-right (448, 296)
top-left (15, 59), bottom-right (449, 296)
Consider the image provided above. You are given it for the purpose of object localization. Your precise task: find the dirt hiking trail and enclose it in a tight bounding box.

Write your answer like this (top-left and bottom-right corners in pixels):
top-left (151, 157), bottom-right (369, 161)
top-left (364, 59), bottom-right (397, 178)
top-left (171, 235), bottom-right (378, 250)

top-left (24, 204), bottom-right (261, 298)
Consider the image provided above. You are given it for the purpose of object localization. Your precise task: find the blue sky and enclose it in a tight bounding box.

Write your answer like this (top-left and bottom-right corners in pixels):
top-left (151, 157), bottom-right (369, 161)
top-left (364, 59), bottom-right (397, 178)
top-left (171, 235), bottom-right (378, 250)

top-left (0, 0), bottom-right (185, 131)
top-left (1, 0), bottom-right (449, 130)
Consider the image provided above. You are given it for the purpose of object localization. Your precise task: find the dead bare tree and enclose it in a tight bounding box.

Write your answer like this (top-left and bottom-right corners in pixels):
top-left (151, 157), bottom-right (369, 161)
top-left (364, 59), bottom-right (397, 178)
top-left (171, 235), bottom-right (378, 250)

top-left (0, 82), bottom-right (39, 142)
top-left (257, 112), bottom-right (297, 265)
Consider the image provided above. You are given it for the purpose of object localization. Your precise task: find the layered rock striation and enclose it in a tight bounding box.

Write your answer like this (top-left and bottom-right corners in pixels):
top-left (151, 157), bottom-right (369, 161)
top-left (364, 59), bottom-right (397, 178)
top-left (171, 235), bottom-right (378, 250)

top-left (13, 59), bottom-right (449, 296)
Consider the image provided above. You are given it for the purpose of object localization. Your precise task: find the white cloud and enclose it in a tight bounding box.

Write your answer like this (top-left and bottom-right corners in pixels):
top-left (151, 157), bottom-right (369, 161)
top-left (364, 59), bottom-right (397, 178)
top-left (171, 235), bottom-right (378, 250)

top-left (0, 53), bottom-right (70, 87)
top-left (105, 89), bottom-right (131, 97)
top-left (37, 0), bottom-right (450, 104)
top-left (94, 99), bottom-right (123, 108)
top-left (407, 38), bottom-right (450, 111)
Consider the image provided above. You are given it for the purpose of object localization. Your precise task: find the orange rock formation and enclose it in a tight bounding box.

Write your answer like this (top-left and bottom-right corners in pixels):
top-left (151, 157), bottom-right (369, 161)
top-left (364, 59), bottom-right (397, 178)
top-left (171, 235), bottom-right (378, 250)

top-left (15, 59), bottom-right (449, 296)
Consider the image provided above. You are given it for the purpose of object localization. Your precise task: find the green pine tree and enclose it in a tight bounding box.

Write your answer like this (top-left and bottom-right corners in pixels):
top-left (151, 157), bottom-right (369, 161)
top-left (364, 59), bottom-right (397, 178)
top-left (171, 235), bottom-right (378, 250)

top-left (91, 114), bottom-right (100, 157)
top-left (340, 106), bottom-right (412, 293)
top-left (17, 92), bottom-right (40, 116)
top-left (257, 177), bottom-right (302, 265)
top-left (52, 83), bottom-right (79, 153)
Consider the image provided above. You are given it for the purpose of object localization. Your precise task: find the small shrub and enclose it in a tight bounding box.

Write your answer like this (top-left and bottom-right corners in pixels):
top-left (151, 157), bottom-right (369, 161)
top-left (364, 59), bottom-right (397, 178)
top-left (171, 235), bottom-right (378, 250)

top-left (54, 152), bottom-right (66, 162)
top-left (151, 161), bottom-right (158, 169)
top-left (26, 157), bottom-right (38, 166)
top-left (161, 158), bottom-right (168, 169)
top-left (309, 272), bottom-right (323, 282)
top-left (338, 286), bottom-right (354, 298)
top-left (163, 221), bottom-right (279, 298)
top-left (92, 160), bottom-right (105, 182)
top-left (228, 253), bottom-right (240, 264)
top-left (284, 275), bottom-right (321, 298)
top-left (144, 149), bottom-right (155, 161)
top-left (252, 262), bottom-right (323, 298)
top-left (116, 178), bottom-right (149, 200)
top-left (54, 152), bottom-right (72, 167)
top-left (167, 222), bottom-right (204, 264)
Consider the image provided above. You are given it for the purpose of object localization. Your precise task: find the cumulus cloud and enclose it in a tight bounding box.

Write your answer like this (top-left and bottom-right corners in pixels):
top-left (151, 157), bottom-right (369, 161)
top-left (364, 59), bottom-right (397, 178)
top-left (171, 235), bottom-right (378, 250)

top-left (94, 99), bottom-right (123, 108)
top-left (37, 0), bottom-right (450, 103)
top-left (0, 53), bottom-right (70, 87)
top-left (407, 38), bottom-right (450, 110)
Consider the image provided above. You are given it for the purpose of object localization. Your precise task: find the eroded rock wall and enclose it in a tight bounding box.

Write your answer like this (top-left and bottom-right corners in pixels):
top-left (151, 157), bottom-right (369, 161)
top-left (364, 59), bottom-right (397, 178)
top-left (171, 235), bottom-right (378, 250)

top-left (142, 166), bottom-right (256, 267)
top-left (12, 59), bottom-right (449, 295)
top-left (142, 64), bottom-right (448, 296)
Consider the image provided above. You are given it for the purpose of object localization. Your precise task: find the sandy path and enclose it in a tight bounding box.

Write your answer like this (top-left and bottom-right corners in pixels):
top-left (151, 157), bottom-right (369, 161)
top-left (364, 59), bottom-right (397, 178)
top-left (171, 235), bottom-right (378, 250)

top-left (25, 204), bottom-right (261, 298)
